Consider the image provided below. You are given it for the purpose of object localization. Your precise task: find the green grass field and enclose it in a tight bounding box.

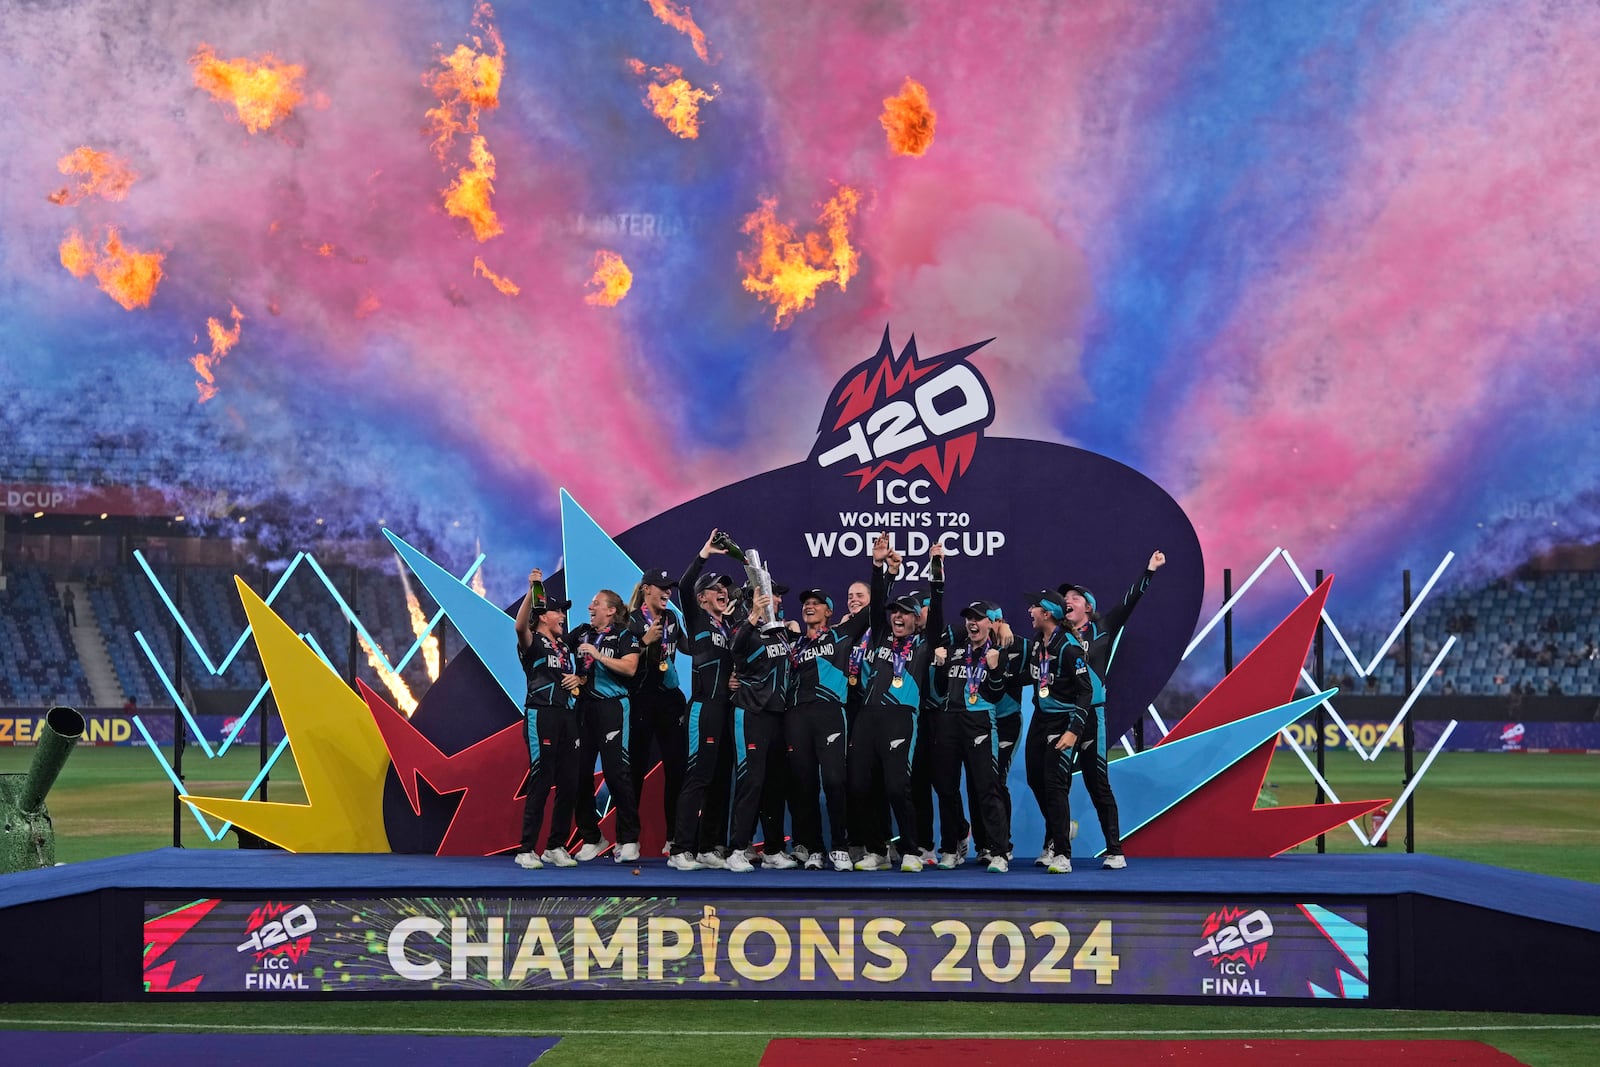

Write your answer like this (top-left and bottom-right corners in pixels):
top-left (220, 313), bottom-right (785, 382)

top-left (1, 744), bottom-right (1596, 1065)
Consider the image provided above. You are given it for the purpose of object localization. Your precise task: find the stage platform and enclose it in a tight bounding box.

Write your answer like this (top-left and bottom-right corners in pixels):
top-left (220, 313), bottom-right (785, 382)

top-left (2, 849), bottom-right (1595, 1010)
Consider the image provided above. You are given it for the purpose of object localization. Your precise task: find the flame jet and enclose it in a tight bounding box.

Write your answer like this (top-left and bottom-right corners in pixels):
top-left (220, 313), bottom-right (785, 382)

top-left (739, 187), bottom-right (862, 326)
top-left (191, 44), bottom-right (306, 133)
top-left (880, 77), bottom-right (936, 157)
top-left (627, 59), bottom-right (718, 139)
top-left (191, 304), bottom-right (245, 402)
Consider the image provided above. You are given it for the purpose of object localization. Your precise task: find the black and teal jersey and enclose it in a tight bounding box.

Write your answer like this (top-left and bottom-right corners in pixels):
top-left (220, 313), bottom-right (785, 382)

top-left (679, 554), bottom-right (736, 705)
top-left (789, 563), bottom-right (884, 705)
top-left (518, 631), bottom-right (576, 710)
top-left (730, 618), bottom-right (794, 713)
top-left (995, 642), bottom-right (1027, 719)
top-left (861, 578), bottom-right (945, 712)
top-left (629, 606), bottom-right (682, 694)
top-left (571, 624), bottom-right (640, 700)
top-left (1077, 568), bottom-right (1154, 686)
top-left (1016, 628), bottom-right (1094, 736)
top-left (931, 641), bottom-right (1012, 714)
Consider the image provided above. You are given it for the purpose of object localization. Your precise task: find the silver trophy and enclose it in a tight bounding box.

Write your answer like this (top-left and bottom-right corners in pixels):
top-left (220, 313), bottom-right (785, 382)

top-left (743, 548), bottom-right (782, 631)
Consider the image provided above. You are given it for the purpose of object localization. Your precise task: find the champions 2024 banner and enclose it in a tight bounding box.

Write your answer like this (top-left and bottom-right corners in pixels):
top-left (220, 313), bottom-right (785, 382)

top-left (143, 894), bottom-right (1369, 1000)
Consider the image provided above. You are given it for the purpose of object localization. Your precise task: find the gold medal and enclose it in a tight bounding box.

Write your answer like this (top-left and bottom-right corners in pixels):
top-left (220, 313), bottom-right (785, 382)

top-left (968, 693), bottom-right (978, 705)
top-left (892, 676), bottom-right (904, 688)
top-left (659, 660), bottom-right (669, 672)
top-left (848, 676), bottom-right (859, 686)
top-left (1038, 686), bottom-right (1050, 698)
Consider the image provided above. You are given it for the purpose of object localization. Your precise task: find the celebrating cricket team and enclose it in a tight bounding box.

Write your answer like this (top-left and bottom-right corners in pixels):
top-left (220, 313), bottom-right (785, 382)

top-left (513, 527), bottom-right (1166, 875)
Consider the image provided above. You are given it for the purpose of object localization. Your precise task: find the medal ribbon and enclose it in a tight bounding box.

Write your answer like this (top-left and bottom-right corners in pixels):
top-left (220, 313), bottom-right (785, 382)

top-left (890, 636), bottom-right (913, 684)
top-left (967, 639), bottom-right (990, 704)
top-left (1037, 638), bottom-right (1054, 694)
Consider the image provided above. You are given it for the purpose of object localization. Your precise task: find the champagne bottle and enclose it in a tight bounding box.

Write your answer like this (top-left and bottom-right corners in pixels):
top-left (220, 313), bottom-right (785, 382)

top-left (712, 531), bottom-right (747, 564)
top-left (930, 553), bottom-right (944, 581)
top-left (530, 576), bottom-right (546, 607)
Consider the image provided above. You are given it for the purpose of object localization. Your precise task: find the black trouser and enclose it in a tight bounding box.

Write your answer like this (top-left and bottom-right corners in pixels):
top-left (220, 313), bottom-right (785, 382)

top-left (931, 710), bottom-right (1009, 856)
top-left (971, 712), bottom-right (1021, 857)
top-left (630, 687), bottom-right (688, 845)
top-left (847, 704), bottom-right (919, 855)
top-left (1025, 710), bottom-right (1076, 857)
top-left (911, 705), bottom-right (939, 849)
top-left (729, 706), bottom-right (784, 852)
top-left (846, 689), bottom-right (889, 854)
top-left (521, 704), bottom-right (582, 853)
top-left (1071, 707), bottom-right (1123, 857)
top-left (574, 695), bottom-right (640, 846)
top-left (785, 700), bottom-right (849, 854)
top-left (673, 698), bottom-right (730, 856)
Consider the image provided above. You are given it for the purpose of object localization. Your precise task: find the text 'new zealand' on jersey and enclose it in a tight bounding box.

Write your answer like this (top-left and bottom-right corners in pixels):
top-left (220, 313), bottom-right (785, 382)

top-left (931, 642), bottom-right (1012, 714)
top-left (731, 620), bottom-right (795, 713)
top-left (571, 624), bottom-right (640, 701)
top-left (519, 631), bottom-right (576, 711)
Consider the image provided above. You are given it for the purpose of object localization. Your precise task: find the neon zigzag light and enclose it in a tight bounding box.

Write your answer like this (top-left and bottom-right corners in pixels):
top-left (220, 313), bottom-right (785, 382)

top-left (129, 549), bottom-right (481, 841)
top-left (1122, 545), bottom-right (1461, 845)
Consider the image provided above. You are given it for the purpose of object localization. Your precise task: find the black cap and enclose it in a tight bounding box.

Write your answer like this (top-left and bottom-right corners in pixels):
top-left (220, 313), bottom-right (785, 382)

top-left (641, 569), bottom-right (678, 590)
top-left (960, 600), bottom-right (1002, 621)
top-left (743, 581), bottom-right (790, 598)
top-left (1056, 583), bottom-right (1098, 612)
top-left (886, 595), bottom-right (921, 615)
top-left (799, 589), bottom-right (833, 611)
top-left (693, 571), bottom-right (725, 594)
top-left (1029, 590), bottom-right (1067, 619)
top-left (532, 596), bottom-right (572, 613)
top-left (901, 588), bottom-right (931, 607)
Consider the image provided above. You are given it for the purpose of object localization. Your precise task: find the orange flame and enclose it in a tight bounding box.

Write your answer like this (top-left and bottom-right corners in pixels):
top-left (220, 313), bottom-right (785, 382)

top-left (880, 77), bottom-right (936, 157)
top-left (396, 560), bottom-right (441, 682)
top-left (191, 44), bottom-right (306, 133)
top-left (627, 59), bottom-right (718, 139)
top-left (190, 303), bottom-right (245, 403)
top-left (472, 256), bottom-right (520, 295)
top-left (423, 1), bottom-right (505, 160)
top-left (359, 632), bottom-right (418, 716)
top-left (585, 250), bottom-right (633, 307)
top-left (739, 186), bottom-right (861, 326)
top-left (644, 0), bottom-right (712, 64)
top-left (443, 135), bottom-right (503, 241)
top-left (48, 146), bottom-right (137, 205)
top-left (58, 226), bottom-right (165, 310)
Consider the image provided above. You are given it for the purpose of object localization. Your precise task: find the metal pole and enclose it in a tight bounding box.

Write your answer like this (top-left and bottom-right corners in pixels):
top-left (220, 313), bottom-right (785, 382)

top-left (171, 566), bottom-right (185, 848)
top-left (1222, 569), bottom-right (1234, 675)
top-left (1403, 569), bottom-right (1416, 852)
top-left (1315, 568), bottom-right (1326, 853)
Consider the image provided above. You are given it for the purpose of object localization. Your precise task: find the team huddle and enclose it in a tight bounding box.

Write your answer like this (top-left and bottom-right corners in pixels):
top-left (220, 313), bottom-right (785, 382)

top-left (512, 529), bottom-right (1166, 875)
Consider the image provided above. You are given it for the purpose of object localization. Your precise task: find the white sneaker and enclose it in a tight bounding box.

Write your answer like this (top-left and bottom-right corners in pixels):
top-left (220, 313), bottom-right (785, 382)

top-left (886, 844), bottom-right (901, 865)
top-left (513, 850), bottom-right (543, 869)
top-left (614, 842), bottom-right (640, 863)
top-left (662, 842), bottom-right (673, 857)
top-left (541, 847), bottom-right (578, 868)
top-left (854, 853), bottom-right (886, 871)
top-left (1102, 854), bottom-right (1127, 870)
top-left (917, 848), bottom-right (936, 866)
top-left (987, 856), bottom-right (1009, 873)
top-left (697, 851), bottom-right (729, 869)
top-left (762, 851), bottom-right (798, 870)
top-left (976, 851), bottom-right (992, 867)
top-left (803, 852), bottom-right (824, 870)
top-left (1047, 856), bottom-right (1072, 874)
top-left (792, 845), bottom-right (812, 863)
top-left (936, 852), bottom-right (959, 870)
top-left (958, 836), bottom-right (971, 862)
top-left (667, 852), bottom-right (704, 871)
top-left (829, 850), bottom-right (852, 872)
top-left (900, 853), bottom-right (923, 873)
top-left (1034, 848), bottom-right (1056, 867)
top-left (726, 850), bottom-right (755, 872)
top-left (574, 837), bottom-right (611, 862)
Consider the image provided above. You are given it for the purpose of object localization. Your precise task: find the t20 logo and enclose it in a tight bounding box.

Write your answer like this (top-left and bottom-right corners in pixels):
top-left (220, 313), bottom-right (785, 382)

top-left (1193, 906), bottom-right (1273, 969)
top-left (810, 327), bottom-right (995, 492)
